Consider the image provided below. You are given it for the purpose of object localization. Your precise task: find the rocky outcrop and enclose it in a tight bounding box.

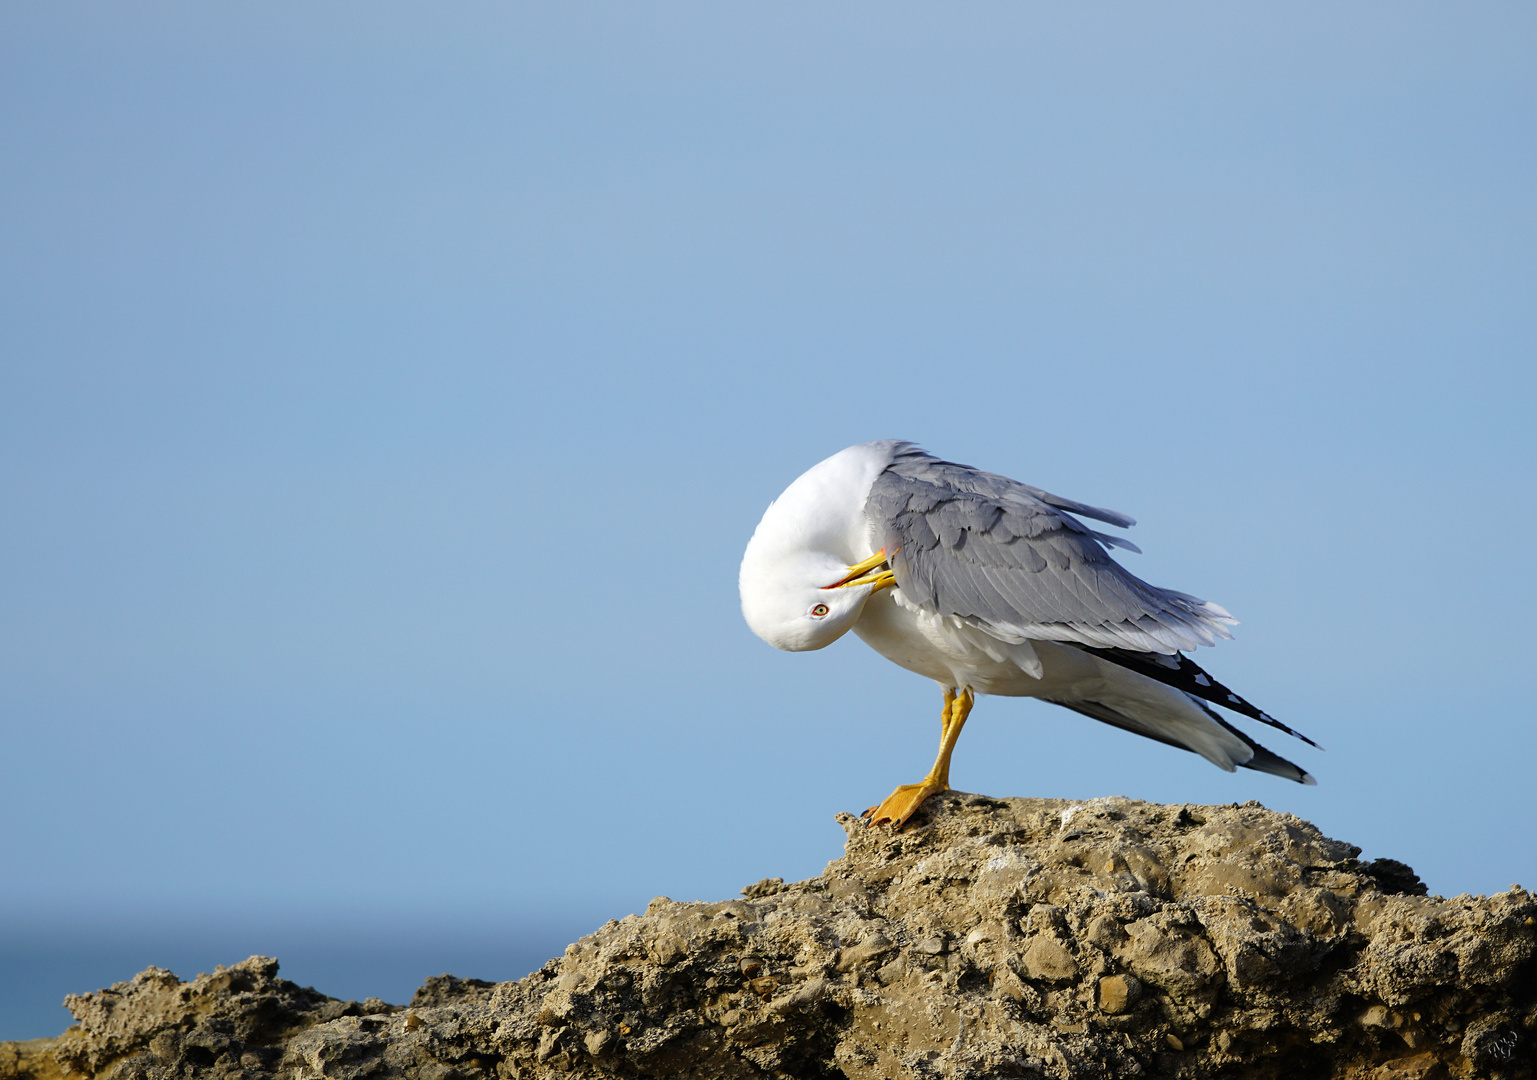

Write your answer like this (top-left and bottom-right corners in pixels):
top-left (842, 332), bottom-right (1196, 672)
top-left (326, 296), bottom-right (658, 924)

top-left (4, 794), bottom-right (1533, 1079)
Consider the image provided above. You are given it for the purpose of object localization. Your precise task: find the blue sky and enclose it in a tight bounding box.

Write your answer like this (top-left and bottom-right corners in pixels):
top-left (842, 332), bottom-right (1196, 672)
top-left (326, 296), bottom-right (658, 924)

top-left (2, 2), bottom-right (1534, 1039)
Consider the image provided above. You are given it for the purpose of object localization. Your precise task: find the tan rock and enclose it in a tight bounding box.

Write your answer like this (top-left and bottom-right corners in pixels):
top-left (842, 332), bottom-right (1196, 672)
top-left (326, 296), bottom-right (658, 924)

top-left (834, 932), bottom-right (892, 972)
top-left (1096, 974), bottom-right (1139, 1014)
top-left (1021, 936), bottom-right (1078, 982)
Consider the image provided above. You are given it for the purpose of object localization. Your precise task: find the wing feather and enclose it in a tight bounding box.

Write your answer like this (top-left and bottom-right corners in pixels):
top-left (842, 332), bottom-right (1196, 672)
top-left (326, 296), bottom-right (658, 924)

top-left (866, 444), bottom-right (1236, 655)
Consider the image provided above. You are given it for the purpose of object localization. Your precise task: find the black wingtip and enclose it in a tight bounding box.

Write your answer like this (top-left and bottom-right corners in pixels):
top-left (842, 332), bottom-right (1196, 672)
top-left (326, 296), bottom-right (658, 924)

top-left (1084, 645), bottom-right (1320, 749)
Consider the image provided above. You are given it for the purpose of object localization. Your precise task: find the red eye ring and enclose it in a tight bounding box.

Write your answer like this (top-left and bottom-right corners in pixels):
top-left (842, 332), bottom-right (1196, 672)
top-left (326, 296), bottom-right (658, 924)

top-left (811, 603), bottom-right (830, 617)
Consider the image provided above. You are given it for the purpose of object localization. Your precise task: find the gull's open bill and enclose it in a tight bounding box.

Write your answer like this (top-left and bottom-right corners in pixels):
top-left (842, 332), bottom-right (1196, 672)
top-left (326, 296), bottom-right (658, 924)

top-left (824, 549), bottom-right (897, 593)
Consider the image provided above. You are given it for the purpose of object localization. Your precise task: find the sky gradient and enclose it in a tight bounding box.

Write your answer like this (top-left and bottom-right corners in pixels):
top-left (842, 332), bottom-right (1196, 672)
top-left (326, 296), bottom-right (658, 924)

top-left (2, 2), bottom-right (1534, 1040)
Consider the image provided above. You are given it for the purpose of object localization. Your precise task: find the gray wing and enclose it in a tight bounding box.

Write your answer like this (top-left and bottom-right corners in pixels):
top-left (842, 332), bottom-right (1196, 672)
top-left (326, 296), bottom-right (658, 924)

top-left (865, 443), bottom-right (1237, 654)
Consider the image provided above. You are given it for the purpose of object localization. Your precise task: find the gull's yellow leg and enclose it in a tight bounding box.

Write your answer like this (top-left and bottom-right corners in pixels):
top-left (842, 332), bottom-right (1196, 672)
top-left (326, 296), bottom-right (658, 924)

top-left (864, 688), bottom-right (975, 828)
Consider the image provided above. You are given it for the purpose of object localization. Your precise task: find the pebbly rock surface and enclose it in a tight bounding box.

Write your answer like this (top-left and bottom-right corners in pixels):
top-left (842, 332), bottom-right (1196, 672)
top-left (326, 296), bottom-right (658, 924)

top-left (4, 794), bottom-right (1534, 1079)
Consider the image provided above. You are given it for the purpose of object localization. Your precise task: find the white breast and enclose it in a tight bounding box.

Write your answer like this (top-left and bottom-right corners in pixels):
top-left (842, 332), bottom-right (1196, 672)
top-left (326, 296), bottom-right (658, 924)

top-left (851, 590), bottom-right (1055, 694)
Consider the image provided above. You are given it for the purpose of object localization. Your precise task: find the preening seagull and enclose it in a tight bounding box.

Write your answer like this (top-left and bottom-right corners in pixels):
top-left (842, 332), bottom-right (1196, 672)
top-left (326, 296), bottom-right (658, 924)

top-left (739, 440), bottom-right (1317, 828)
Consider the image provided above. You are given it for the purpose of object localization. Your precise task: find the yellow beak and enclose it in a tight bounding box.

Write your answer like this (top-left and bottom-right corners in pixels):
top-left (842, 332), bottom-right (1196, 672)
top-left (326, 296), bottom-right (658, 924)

top-left (825, 549), bottom-right (898, 593)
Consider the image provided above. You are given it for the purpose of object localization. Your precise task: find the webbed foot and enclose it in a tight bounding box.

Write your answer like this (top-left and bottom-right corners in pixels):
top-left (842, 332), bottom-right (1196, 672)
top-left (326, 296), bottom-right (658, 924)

top-left (862, 779), bottom-right (948, 828)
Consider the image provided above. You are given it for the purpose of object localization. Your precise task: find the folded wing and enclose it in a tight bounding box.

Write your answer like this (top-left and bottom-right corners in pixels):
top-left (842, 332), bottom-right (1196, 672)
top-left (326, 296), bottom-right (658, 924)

top-left (865, 444), bottom-right (1237, 654)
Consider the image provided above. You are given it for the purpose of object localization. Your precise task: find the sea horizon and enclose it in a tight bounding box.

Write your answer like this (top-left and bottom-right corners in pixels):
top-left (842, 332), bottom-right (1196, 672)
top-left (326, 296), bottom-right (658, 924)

top-left (0, 908), bottom-right (605, 1043)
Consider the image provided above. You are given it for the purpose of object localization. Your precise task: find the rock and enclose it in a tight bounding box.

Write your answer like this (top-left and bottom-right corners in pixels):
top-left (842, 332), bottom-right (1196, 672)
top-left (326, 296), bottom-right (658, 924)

top-left (834, 932), bottom-right (892, 972)
top-left (0, 1040), bottom-right (62, 1080)
top-left (1096, 973), bottom-right (1139, 1015)
top-left (1021, 935), bottom-right (1078, 981)
top-left (4, 793), bottom-right (1535, 1079)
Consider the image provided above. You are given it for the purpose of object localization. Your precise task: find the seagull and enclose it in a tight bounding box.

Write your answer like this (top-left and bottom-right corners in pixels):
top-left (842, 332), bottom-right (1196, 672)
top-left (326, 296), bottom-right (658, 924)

top-left (739, 440), bottom-right (1316, 828)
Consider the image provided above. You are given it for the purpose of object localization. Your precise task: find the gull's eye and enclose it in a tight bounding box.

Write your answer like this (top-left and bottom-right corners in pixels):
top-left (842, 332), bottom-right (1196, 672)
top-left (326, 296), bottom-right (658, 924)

top-left (810, 603), bottom-right (830, 618)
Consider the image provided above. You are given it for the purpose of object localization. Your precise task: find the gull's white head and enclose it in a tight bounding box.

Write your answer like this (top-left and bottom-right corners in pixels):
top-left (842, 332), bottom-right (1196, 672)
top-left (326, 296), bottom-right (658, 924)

top-left (739, 442), bottom-right (898, 652)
